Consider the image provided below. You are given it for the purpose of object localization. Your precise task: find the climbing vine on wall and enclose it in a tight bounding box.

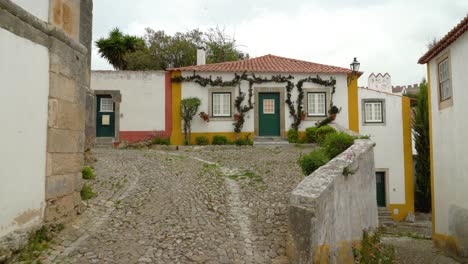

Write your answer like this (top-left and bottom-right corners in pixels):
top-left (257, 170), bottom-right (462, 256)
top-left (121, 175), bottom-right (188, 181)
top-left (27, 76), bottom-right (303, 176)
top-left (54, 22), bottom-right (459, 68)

top-left (172, 73), bottom-right (337, 133)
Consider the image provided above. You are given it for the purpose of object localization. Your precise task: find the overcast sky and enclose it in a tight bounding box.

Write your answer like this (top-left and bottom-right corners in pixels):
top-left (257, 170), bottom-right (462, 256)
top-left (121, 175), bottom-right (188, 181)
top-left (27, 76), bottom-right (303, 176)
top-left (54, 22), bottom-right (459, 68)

top-left (91, 0), bottom-right (467, 86)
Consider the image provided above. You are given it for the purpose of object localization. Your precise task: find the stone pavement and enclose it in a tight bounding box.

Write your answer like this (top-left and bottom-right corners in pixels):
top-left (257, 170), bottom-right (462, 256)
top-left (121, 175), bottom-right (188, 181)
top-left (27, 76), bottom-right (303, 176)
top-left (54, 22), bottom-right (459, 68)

top-left (35, 145), bottom-right (313, 264)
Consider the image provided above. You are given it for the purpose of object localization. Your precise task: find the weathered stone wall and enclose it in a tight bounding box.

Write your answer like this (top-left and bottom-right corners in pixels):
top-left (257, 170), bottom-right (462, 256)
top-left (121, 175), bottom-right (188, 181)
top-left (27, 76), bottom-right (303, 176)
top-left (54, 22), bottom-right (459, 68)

top-left (287, 139), bottom-right (378, 264)
top-left (0, 0), bottom-right (93, 260)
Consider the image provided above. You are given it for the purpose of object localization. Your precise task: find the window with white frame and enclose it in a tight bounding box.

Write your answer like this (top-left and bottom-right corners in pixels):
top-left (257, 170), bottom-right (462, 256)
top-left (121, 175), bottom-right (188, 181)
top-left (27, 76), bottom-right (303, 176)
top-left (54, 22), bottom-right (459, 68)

top-left (100, 98), bottom-right (114, 112)
top-left (438, 58), bottom-right (452, 102)
top-left (364, 101), bottom-right (383, 123)
top-left (212, 93), bottom-right (231, 117)
top-left (307, 92), bottom-right (326, 116)
top-left (263, 99), bottom-right (275, 114)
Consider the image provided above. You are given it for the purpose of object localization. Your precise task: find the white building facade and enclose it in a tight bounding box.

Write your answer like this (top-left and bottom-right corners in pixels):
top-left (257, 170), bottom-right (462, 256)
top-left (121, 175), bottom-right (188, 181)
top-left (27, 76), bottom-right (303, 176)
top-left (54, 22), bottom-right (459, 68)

top-left (91, 71), bottom-right (170, 143)
top-left (358, 87), bottom-right (414, 221)
top-left (419, 15), bottom-right (468, 258)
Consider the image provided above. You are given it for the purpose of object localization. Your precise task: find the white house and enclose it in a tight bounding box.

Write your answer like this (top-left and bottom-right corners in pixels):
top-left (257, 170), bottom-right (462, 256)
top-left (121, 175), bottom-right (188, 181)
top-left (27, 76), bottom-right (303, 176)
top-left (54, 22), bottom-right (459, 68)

top-left (418, 14), bottom-right (468, 258)
top-left (91, 71), bottom-right (170, 144)
top-left (168, 54), bottom-right (361, 144)
top-left (358, 75), bottom-right (414, 221)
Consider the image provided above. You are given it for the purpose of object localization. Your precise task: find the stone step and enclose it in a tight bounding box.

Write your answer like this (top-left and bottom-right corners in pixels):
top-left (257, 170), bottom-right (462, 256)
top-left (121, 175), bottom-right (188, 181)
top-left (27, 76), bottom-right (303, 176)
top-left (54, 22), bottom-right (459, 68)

top-left (253, 137), bottom-right (289, 146)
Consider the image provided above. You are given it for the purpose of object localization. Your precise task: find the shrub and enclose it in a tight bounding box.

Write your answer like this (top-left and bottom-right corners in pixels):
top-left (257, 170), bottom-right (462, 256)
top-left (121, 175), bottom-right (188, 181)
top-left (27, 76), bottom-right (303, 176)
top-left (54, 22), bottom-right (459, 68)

top-left (305, 127), bottom-right (318, 143)
top-left (152, 136), bottom-right (170, 145)
top-left (81, 166), bottom-right (95, 180)
top-left (287, 128), bottom-right (298, 143)
top-left (80, 184), bottom-right (96, 200)
top-left (322, 132), bottom-right (355, 159)
top-left (235, 138), bottom-right (253, 146)
top-left (352, 227), bottom-right (395, 264)
top-left (195, 136), bottom-right (209, 145)
top-left (212, 135), bottom-right (228, 145)
top-left (315, 125), bottom-right (336, 144)
top-left (297, 149), bottom-right (329, 175)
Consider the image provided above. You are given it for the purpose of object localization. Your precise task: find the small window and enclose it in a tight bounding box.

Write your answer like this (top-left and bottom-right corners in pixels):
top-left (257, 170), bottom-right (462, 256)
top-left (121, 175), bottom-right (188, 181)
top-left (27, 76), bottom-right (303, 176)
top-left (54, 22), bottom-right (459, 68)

top-left (212, 93), bottom-right (231, 117)
top-left (438, 58), bottom-right (451, 102)
top-left (100, 98), bottom-right (114, 112)
top-left (307, 92), bottom-right (326, 116)
top-left (263, 99), bottom-right (275, 114)
top-left (364, 102), bottom-right (383, 123)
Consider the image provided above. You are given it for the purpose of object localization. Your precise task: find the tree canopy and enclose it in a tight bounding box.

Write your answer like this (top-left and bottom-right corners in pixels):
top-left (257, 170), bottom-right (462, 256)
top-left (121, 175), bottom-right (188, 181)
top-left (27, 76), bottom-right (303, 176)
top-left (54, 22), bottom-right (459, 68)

top-left (96, 27), bottom-right (248, 71)
top-left (95, 28), bottom-right (145, 70)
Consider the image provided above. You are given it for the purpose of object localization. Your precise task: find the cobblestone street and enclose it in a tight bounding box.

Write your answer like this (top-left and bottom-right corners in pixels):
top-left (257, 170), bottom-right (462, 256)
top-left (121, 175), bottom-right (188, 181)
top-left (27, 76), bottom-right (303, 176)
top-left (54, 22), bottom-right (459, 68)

top-left (39, 146), bottom-right (312, 264)
top-left (29, 146), bottom-right (462, 264)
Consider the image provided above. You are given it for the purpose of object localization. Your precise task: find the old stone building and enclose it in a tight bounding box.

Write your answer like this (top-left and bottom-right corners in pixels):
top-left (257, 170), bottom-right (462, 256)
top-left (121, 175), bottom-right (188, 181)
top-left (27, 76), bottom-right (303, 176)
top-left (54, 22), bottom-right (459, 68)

top-left (0, 0), bottom-right (93, 259)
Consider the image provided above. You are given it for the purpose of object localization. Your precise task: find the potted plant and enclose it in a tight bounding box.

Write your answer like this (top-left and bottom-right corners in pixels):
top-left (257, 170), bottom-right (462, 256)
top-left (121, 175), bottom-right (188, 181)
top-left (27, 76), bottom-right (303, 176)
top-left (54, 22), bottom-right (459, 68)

top-left (199, 112), bottom-right (209, 122)
top-left (300, 111), bottom-right (306, 121)
top-left (328, 105), bottom-right (341, 120)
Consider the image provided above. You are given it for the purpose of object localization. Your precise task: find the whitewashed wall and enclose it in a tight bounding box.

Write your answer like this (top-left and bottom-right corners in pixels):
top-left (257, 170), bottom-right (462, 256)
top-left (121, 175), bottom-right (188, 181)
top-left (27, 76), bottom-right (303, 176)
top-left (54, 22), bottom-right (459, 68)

top-left (0, 29), bottom-right (49, 237)
top-left (429, 32), bottom-right (468, 236)
top-left (91, 71), bottom-right (167, 132)
top-left (181, 72), bottom-right (349, 133)
top-left (358, 88), bottom-right (406, 205)
top-left (11, 0), bottom-right (49, 21)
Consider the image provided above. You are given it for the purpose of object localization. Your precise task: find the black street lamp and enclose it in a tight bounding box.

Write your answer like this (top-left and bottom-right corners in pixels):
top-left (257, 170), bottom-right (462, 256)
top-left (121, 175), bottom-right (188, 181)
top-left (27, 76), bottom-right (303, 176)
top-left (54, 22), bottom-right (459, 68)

top-left (348, 57), bottom-right (360, 85)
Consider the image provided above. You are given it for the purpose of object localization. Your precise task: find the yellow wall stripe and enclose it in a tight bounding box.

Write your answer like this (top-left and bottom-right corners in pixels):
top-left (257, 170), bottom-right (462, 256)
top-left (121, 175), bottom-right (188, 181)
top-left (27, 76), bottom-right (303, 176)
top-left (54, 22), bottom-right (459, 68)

top-left (347, 76), bottom-right (359, 133)
top-left (427, 64), bottom-right (436, 235)
top-left (402, 96), bottom-right (415, 215)
top-left (170, 71), bottom-right (184, 145)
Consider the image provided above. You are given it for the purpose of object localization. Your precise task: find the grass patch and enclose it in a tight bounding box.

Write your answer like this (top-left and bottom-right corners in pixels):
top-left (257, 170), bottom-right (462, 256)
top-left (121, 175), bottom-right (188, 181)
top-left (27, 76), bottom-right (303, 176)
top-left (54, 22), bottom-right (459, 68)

top-left (17, 224), bottom-right (64, 263)
top-left (81, 166), bottom-right (95, 180)
top-left (80, 184), bottom-right (96, 200)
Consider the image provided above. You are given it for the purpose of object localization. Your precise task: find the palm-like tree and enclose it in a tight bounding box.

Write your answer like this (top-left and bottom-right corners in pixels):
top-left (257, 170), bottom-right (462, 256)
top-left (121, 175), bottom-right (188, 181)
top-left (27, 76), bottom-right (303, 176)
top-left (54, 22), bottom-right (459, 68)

top-left (95, 28), bottom-right (145, 70)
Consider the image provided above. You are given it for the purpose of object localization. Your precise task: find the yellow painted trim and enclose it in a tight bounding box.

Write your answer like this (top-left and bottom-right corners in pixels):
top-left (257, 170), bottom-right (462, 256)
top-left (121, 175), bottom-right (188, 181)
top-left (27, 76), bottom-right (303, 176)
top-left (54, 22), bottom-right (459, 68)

top-left (402, 96), bottom-right (415, 216)
top-left (433, 233), bottom-right (464, 258)
top-left (347, 76), bottom-right (359, 133)
top-left (427, 64), bottom-right (436, 235)
top-left (188, 132), bottom-right (253, 145)
top-left (388, 204), bottom-right (411, 222)
top-left (170, 71), bottom-right (184, 145)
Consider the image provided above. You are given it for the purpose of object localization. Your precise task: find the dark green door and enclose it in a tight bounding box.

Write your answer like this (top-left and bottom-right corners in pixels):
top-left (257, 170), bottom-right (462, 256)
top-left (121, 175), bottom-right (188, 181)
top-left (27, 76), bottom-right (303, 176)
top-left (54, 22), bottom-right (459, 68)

top-left (376, 172), bottom-right (386, 207)
top-left (259, 93), bottom-right (280, 136)
top-left (96, 95), bottom-right (115, 137)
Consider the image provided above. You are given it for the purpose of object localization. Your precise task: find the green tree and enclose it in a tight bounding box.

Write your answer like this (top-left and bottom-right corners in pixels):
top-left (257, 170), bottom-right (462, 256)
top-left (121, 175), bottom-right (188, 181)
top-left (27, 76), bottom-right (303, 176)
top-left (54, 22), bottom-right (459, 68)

top-left (205, 27), bottom-right (249, 64)
top-left (95, 28), bottom-right (145, 70)
top-left (125, 27), bottom-right (248, 70)
top-left (413, 81), bottom-right (431, 212)
top-left (180, 97), bottom-right (201, 145)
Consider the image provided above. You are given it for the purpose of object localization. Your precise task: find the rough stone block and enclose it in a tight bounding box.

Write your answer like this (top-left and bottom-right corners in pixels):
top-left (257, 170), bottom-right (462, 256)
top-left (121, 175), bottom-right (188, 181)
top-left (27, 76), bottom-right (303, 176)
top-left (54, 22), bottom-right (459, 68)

top-left (46, 153), bottom-right (83, 176)
top-left (56, 100), bottom-right (85, 131)
top-left (49, 72), bottom-right (79, 103)
top-left (47, 128), bottom-right (84, 153)
top-left (44, 192), bottom-right (80, 222)
top-left (46, 173), bottom-right (76, 199)
top-left (48, 98), bottom-right (59, 128)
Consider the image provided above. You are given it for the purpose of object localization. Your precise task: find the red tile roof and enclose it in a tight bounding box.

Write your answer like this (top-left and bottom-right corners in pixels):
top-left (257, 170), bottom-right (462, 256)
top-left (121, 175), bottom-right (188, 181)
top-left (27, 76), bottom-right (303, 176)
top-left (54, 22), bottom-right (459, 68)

top-left (418, 15), bottom-right (468, 64)
top-left (170, 54), bottom-right (354, 74)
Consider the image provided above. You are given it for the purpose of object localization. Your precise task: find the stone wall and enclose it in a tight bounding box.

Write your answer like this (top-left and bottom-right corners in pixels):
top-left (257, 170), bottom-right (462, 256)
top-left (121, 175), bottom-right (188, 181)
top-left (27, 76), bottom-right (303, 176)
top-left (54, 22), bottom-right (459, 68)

top-left (287, 138), bottom-right (378, 264)
top-left (0, 0), bottom-right (93, 259)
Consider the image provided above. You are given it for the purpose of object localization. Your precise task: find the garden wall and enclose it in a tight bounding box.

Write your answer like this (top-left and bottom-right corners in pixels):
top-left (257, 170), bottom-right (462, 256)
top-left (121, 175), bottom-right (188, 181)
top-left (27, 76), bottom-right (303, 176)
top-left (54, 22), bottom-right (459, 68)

top-left (287, 137), bottom-right (378, 263)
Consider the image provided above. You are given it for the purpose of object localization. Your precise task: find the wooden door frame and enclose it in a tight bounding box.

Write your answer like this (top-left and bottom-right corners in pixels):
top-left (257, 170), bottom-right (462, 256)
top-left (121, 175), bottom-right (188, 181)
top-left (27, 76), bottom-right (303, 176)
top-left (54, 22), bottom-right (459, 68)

top-left (94, 90), bottom-right (121, 142)
top-left (376, 168), bottom-right (390, 207)
top-left (254, 88), bottom-right (285, 138)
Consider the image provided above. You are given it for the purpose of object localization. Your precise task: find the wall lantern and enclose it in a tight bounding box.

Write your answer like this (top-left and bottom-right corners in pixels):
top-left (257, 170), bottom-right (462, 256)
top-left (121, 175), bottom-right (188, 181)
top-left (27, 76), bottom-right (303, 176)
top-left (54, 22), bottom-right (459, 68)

top-left (348, 57), bottom-right (360, 85)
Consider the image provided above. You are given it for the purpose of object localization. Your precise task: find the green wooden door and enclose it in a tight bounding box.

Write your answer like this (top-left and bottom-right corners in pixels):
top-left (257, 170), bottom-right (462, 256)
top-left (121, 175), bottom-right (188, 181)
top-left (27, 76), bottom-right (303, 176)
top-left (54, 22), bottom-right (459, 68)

top-left (96, 95), bottom-right (115, 137)
top-left (259, 93), bottom-right (280, 136)
top-left (376, 172), bottom-right (386, 207)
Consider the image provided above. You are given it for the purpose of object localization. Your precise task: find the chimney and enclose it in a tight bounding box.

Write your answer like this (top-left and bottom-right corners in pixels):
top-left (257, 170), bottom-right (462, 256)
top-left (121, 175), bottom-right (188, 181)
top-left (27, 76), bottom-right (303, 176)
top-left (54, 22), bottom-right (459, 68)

top-left (197, 47), bottom-right (206, 65)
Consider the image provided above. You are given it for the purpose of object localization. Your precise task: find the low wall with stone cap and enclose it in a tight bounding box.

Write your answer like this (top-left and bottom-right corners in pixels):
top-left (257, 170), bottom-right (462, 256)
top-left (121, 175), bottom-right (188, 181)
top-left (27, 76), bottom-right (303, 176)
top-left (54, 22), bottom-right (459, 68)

top-left (287, 137), bottom-right (378, 264)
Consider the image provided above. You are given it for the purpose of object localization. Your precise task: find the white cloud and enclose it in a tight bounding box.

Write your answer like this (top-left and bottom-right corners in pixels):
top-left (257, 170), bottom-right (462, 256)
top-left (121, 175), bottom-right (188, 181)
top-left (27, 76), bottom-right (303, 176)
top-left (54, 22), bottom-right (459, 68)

top-left (91, 0), bottom-right (468, 86)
